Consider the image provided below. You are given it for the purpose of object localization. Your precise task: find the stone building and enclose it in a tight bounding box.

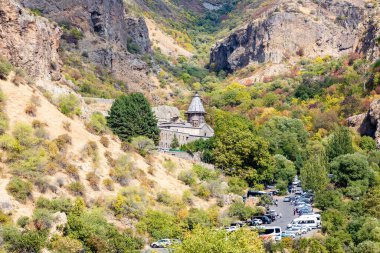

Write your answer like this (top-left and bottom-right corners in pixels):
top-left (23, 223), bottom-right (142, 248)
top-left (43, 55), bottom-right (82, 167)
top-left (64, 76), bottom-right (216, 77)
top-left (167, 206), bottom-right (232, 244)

top-left (153, 92), bottom-right (214, 150)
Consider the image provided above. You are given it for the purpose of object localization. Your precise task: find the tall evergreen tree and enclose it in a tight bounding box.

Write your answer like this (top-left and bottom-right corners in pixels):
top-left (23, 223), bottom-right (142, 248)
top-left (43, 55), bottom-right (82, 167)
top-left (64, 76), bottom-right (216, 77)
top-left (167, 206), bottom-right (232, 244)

top-left (170, 135), bottom-right (179, 150)
top-left (326, 127), bottom-right (354, 161)
top-left (107, 93), bottom-right (159, 144)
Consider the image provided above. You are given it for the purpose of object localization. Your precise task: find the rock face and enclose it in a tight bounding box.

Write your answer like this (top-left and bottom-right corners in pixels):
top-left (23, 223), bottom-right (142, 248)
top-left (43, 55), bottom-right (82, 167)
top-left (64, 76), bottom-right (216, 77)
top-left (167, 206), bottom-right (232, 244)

top-left (20, 0), bottom-right (152, 87)
top-left (0, 0), bottom-right (62, 80)
top-left (209, 0), bottom-right (379, 73)
top-left (348, 99), bottom-right (380, 147)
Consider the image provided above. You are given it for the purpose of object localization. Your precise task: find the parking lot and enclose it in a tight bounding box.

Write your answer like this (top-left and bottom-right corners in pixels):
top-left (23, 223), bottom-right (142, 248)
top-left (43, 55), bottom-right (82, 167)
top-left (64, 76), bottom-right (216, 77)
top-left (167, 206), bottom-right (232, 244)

top-left (144, 185), bottom-right (319, 251)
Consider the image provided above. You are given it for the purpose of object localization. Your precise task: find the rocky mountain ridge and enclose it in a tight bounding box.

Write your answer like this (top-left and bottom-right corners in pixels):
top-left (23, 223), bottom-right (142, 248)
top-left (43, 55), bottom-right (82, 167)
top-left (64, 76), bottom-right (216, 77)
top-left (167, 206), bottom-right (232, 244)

top-left (209, 0), bottom-right (380, 73)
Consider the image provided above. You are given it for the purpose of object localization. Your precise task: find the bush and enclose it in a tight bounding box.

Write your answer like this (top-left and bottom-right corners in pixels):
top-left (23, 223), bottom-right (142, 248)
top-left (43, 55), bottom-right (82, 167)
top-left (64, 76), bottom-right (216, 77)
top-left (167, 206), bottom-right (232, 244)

top-left (156, 190), bottom-right (172, 205)
top-left (66, 164), bottom-right (79, 180)
top-left (130, 136), bottom-right (155, 156)
top-left (6, 177), bottom-right (33, 203)
top-left (50, 236), bottom-right (83, 253)
top-left (12, 122), bottom-right (36, 147)
top-left (1, 226), bottom-right (47, 253)
top-left (17, 216), bottom-right (30, 228)
top-left (36, 197), bottom-right (73, 213)
top-left (0, 134), bottom-right (21, 151)
top-left (67, 182), bottom-right (85, 196)
top-left (87, 112), bottom-right (107, 135)
top-left (32, 208), bottom-right (53, 230)
top-left (360, 136), bottom-right (377, 152)
top-left (228, 202), bottom-right (257, 220)
top-left (137, 210), bottom-right (181, 240)
top-left (192, 164), bottom-right (217, 181)
top-left (110, 187), bottom-right (148, 219)
top-left (178, 170), bottom-right (197, 186)
top-left (86, 172), bottom-right (100, 190)
top-left (194, 183), bottom-right (212, 200)
top-left (58, 94), bottom-right (81, 117)
top-left (0, 115), bottom-right (8, 135)
top-left (228, 177), bottom-right (248, 195)
top-left (103, 178), bottom-right (114, 191)
top-left (25, 103), bottom-right (37, 116)
top-left (0, 58), bottom-right (12, 80)
top-left (100, 136), bottom-right (109, 147)
top-left (62, 121), bottom-right (71, 132)
top-left (55, 134), bottom-right (72, 151)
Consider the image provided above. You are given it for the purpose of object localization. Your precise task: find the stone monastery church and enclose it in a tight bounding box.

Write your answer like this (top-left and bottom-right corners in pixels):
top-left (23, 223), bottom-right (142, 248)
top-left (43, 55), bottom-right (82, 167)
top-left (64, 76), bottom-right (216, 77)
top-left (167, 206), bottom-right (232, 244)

top-left (153, 92), bottom-right (214, 150)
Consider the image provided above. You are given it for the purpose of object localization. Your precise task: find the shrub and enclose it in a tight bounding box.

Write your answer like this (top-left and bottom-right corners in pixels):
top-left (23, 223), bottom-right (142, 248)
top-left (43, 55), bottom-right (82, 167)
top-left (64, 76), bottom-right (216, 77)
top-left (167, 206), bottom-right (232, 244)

top-left (66, 164), bottom-right (79, 180)
top-left (0, 115), bottom-right (8, 135)
top-left (1, 226), bottom-right (47, 253)
top-left (87, 112), bottom-right (107, 135)
top-left (50, 236), bottom-right (83, 253)
top-left (34, 127), bottom-right (50, 140)
top-left (228, 177), bottom-right (248, 195)
top-left (0, 134), bottom-right (21, 152)
top-left (35, 178), bottom-right (49, 193)
top-left (130, 136), bottom-right (155, 156)
top-left (182, 190), bottom-right (193, 205)
top-left (17, 216), bottom-right (30, 228)
top-left (58, 94), bottom-right (81, 117)
top-left (6, 177), bottom-right (33, 203)
top-left (163, 159), bottom-right (176, 173)
top-left (0, 210), bottom-right (11, 224)
top-left (137, 210), bottom-right (181, 240)
top-left (12, 122), bottom-right (36, 147)
top-left (86, 172), bottom-right (100, 190)
top-left (31, 120), bottom-right (46, 129)
top-left (100, 136), bottom-right (109, 147)
top-left (32, 208), bottom-right (53, 230)
top-left (0, 57), bottom-right (12, 80)
top-left (55, 134), bottom-right (72, 151)
top-left (156, 190), bottom-right (172, 205)
top-left (36, 197), bottom-right (73, 213)
top-left (30, 95), bottom-right (41, 107)
top-left (194, 183), bottom-right (212, 200)
top-left (192, 164), bottom-right (217, 181)
top-left (111, 187), bottom-right (148, 219)
top-left (62, 121), bottom-right (71, 132)
top-left (67, 182), bottom-right (85, 196)
top-left (103, 178), bottom-right (114, 191)
top-left (228, 202), bottom-right (257, 220)
top-left (178, 170), bottom-right (197, 186)
top-left (360, 136), bottom-right (377, 152)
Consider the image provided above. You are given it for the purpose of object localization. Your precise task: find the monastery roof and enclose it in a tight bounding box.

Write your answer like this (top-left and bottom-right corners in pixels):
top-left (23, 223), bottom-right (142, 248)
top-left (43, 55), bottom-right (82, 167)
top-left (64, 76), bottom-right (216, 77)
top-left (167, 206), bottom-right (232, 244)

top-left (186, 92), bottom-right (206, 114)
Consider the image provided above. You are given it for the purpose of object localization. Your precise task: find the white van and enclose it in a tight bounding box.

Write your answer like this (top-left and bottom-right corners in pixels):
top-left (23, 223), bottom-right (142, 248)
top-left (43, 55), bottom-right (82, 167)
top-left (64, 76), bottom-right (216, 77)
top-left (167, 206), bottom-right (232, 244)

top-left (290, 216), bottom-right (318, 229)
top-left (258, 226), bottom-right (282, 241)
top-left (300, 214), bottom-right (321, 227)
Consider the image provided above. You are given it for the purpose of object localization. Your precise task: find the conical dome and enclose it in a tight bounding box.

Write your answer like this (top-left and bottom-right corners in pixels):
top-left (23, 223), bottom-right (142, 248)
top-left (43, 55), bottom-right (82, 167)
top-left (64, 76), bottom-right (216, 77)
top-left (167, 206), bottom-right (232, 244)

top-left (187, 92), bottom-right (205, 114)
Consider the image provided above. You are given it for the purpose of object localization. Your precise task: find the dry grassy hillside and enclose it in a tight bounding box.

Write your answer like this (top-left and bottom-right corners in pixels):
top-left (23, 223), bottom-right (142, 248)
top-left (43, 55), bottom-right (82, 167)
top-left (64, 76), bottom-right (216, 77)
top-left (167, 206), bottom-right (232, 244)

top-left (0, 76), bottom-right (216, 223)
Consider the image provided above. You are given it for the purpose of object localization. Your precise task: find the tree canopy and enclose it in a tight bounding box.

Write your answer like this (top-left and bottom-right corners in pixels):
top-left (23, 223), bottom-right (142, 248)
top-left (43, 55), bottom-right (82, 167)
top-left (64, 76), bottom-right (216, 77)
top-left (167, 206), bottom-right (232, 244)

top-left (107, 93), bottom-right (159, 144)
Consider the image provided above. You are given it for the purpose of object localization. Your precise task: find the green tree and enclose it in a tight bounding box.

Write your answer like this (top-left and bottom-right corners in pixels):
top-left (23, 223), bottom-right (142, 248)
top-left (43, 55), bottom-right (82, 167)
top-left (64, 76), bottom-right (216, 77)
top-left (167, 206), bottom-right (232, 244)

top-left (359, 136), bottom-right (377, 152)
top-left (330, 153), bottom-right (372, 188)
top-left (259, 117), bottom-right (308, 166)
top-left (326, 127), bottom-right (354, 162)
top-left (173, 226), bottom-right (264, 253)
top-left (273, 154), bottom-right (296, 185)
top-left (107, 93), bottom-right (159, 143)
top-left (213, 126), bottom-right (274, 185)
top-left (300, 151), bottom-right (329, 193)
top-left (171, 134), bottom-right (180, 149)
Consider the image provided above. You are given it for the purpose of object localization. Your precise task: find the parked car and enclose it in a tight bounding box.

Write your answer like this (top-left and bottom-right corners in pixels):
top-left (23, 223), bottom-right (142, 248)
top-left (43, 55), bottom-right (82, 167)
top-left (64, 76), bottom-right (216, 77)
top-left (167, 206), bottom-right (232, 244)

top-left (292, 225), bottom-right (310, 234)
top-left (252, 216), bottom-right (272, 224)
top-left (151, 239), bottom-right (172, 248)
top-left (283, 196), bottom-right (291, 202)
top-left (287, 226), bottom-right (302, 236)
top-left (281, 231), bottom-right (297, 239)
top-left (251, 219), bottom-right (263, 226)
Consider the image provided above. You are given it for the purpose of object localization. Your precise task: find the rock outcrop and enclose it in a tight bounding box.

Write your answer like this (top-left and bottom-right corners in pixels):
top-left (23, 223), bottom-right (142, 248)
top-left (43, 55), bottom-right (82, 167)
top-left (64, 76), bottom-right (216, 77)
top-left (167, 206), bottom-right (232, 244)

top-left (209, 0), bottom-right (379, 73)
top-left (348, 99), bottom-right (380, 147)
top-left (0, 0), bottom-right (62, 80)
top-left (20, 0), bottom-right (152, 88)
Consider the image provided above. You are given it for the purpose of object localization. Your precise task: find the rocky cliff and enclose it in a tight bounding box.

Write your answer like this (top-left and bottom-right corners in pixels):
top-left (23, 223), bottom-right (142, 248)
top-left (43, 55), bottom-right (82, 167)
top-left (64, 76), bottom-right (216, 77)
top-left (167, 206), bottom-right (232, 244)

top-left (20, 0), bottom-right (152, 88)
top-left (348, 99), bottom-right (380, 147)
top-left (209, 0), bottom-right (379, 73)
top-left (0, 0), bottom-right (61, 80)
